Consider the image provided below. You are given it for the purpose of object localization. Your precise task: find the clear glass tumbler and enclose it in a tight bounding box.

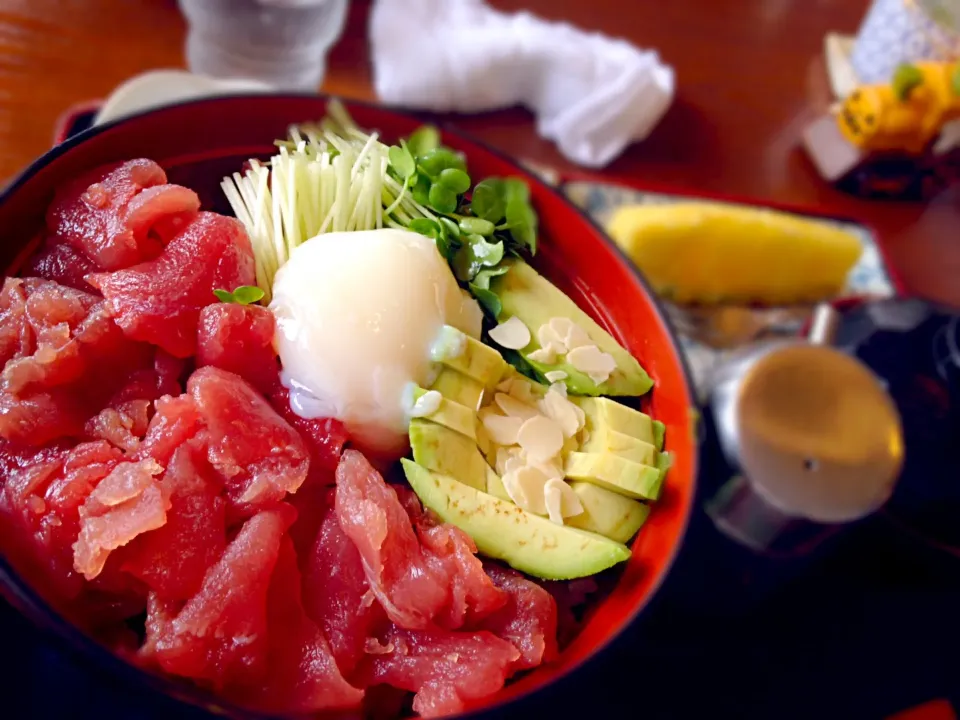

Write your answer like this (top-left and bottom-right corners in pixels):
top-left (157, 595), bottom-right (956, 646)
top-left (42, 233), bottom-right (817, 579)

top-left (178, 0), bottom-right (349, 91)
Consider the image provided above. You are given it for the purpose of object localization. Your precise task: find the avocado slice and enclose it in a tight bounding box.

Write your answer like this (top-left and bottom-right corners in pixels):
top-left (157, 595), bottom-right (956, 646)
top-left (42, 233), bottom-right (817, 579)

top-left (574, 397), bottom-right (657, 446)
top-left (409, 420), bottom-right (492, 492)
top-left (580, 425), bottom-right (658, 466)
top-left (489, 260), bottom-right (652, 396)
top-left (430, 368), bottom-right (485, 411)
top-left (411, 386), bottom-right (476, 441)
top-left (402, 460), bottom-right (631, 580)
top-left (439, 331), bottom-right (506, 389)
top-left (485, 471), bottom-right (511, 502)
top-left (564, 451), bottom-right (663, 501)
top-left (565, 482), bottom-right (651, 543)
top-left (653, 420), bottom-right (666, 452)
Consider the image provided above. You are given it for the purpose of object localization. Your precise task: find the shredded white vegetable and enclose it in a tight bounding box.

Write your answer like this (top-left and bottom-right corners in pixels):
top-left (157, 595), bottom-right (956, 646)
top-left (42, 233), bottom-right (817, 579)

top-left (220, 100), bottom-right (435, 302)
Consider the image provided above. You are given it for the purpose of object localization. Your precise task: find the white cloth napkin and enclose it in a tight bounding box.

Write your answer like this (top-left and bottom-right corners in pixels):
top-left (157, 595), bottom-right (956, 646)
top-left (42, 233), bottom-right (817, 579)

top-left (370, 0), bottom-right (675, 168)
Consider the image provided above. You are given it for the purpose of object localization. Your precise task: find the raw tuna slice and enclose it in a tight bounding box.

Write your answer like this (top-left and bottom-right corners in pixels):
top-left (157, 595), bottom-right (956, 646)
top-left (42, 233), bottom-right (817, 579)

top-left (1, 279), bottom-right (99, 394)
top-left (73, 458), bottom-right (170, 581)
top-left (477, 564), bottom-right (559, 671)
top-left (110, 349), bottom-right (186, 406)
top-left (139, 504), bottom-right (295, 687)
top-left (84, 400), bottom-right (151, 453)
top-left (25, 239), bottom-right (99, 292)
top-left (0, 278), bottom-right (154, 446)
top-left (0, 441), bottom-right (79, 600)
top-left (271, 386), bottom-right (350, 482)
top-left (188, 367), bottom-right (309, 515)
top-left (196, 303), bottom-right (278, 395)
top-left (44, 159), bottom-right (200, 270)
top-left (335, 450), bottom-right (448, 630)
top-left (122, 440), bottom-right (225, 601)
top-left (87, 349), bottom-right (186, 453)
top-left (357, 626), bottom-right (520, 718)
top-left (403, 492), bottom-right (506, 628)
top-left (233, 537), bottom-right (363, 713)
top-left (302, 489), bottom-right (386, 677)
top-left (0, 278), bottom-right (31, 365)
top-left (87, 212), bottom-right (255, 357)
top-left (136, 394), bottom-right (204, 469)
top-left (417, 520), bottom-right (506, 629)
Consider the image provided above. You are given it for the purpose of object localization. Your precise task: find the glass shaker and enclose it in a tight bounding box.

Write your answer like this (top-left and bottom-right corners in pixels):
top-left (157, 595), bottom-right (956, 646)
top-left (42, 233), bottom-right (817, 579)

top-left (178, 0), bottom-right (349, 91)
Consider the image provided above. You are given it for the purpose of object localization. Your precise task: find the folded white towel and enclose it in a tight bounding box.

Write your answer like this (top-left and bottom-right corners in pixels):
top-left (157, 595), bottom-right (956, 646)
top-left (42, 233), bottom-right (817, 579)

top-left (370, 0), bottom-right (675, 168)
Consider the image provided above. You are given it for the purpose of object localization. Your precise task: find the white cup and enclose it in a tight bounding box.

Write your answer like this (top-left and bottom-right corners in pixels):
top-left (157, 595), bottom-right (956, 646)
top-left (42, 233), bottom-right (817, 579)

top-left (178, 0), bottom-right (349, 91)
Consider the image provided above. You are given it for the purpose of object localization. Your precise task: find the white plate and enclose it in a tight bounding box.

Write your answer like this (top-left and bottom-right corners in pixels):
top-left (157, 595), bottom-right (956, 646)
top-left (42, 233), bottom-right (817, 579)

top-left (95, 70), bottom-right (275, 126)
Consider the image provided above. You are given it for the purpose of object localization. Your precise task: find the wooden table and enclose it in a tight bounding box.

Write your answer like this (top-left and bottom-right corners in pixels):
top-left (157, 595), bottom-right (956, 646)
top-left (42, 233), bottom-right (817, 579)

top-left (1, 0), bottom-right (958, 303)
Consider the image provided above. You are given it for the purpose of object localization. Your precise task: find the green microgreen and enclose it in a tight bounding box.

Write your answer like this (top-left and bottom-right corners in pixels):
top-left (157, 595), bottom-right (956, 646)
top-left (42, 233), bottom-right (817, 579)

top-left (214, 285), bottom-right (265, 305)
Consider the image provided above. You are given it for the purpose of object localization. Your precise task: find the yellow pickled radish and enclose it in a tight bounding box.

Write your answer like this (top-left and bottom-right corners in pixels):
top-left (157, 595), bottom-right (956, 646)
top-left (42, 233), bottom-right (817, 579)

top-left (605, 202), bottom-right (863, 305)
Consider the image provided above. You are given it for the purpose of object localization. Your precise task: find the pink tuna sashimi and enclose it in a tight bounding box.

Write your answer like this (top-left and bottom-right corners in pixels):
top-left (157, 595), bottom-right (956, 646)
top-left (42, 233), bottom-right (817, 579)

top-left (25, 238), bottom-right (100, 292)
top-left (301, 489), bottom-right (386, 678)
top-left (356, 626), bottom-right (519, 718)
top-left (87, 212), bottom-right (255, 358)
top-left (2, 279), bottom-right (101, 394)
top-left (417, 520), bottom-right (507, 629)
top-left (271, 386), bottom-right (350, 484)
top-left (232, 537), bottom-right (363, 713)
top-left (139, 504), bottom-right (295, 688)
top-left (0, 278), bottom-right (154, 446)
top-left (87, 349), bottom-right (186, 453)
top-left (335, 450), bottom-right (448, 630)
top-left (197, 303), bottom-right (348, 484)
top-left (73, 458), bottom-right (170, 581)
top-left (135, 394), bottom-right (203, 468)
top-left (188, 367), bottom-right (309, 517)
top-left (84, 399), bottom-right (152, 453)
top-left (196, 303), bottom-right (278, 396)
top-left (44, 159), bottom-right (200, 270)
top-left (0, 440), bottom-right (88, 601)
top-left (477, 563), bottom-right (559, 671)
top-left (121, 440), bottom-right (226, 602)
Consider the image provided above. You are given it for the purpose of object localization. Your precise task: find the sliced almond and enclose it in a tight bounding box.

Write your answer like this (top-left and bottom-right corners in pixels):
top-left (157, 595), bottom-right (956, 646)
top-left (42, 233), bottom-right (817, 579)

top-left (542, 479), bottom-right (565, 525)
top-left (496, 377), bottom-right (514, 394)
top-left (514, 465), bottom-right (549, 515)
top-left (495, 446), bottom-right (526, 476)
top-left (537, 323), bottom-right (565, 352)
top-left (539, 387), bottom-right (581, 439)
top-left (549, 381), bottom-right (568, 398)
top-left (527, 346), bottom-right (558, 364)
top-left (494, 392), bottom-right (540, 421)
top-left (532, 458), bottom-right (564, 482)
top-left (544, 370), bottom-right (568, 383)
top-left (488, 316), bottom-right (531, 350)
top-left (410, 389), bottom-right (442, 418)
top-left (544, 478), bottom-right (584, 525)
top-left (567, 345), bottom-right (617, 385)
top-left (507, 378), bottom-right (539, 405)
top-left (548, 317), bottom-right (575, 343)
top-left (564, 323), bottom-right (593, 350)
top-left (501, 470), bottom-right (529, 509)
top-left (480, 411), bottom-right (523, 446)
top-left (504, 448), bottom-right (527, 475)
top-left (517, 415), bottom-right (564, 463)
top-left (572, 403), bottom-right (586, 432)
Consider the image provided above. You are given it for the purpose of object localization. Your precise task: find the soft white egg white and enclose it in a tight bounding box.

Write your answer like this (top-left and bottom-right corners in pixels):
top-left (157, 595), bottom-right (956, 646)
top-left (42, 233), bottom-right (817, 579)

top-left (271, 229), bottom-right (482, 458)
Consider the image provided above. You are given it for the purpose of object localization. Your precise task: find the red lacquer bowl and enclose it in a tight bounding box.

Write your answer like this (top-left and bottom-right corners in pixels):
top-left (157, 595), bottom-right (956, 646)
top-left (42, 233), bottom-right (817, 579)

top-left (0, 96), bottom-right (698, 718)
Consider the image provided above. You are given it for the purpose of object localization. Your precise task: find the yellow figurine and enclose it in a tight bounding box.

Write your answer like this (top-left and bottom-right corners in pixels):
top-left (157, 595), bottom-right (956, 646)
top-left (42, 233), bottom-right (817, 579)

top-left (837, 60), bottom-right (960, 154)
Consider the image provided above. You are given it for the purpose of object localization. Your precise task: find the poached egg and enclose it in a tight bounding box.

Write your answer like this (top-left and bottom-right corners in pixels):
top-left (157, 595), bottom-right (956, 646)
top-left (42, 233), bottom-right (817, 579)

top-left (271, 229), bottom-right (482, 457)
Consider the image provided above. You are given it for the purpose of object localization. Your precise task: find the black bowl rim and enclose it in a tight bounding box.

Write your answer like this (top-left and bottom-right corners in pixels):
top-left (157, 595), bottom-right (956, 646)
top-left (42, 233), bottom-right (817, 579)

top-left (0, 90), bottom-right (700, 720)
